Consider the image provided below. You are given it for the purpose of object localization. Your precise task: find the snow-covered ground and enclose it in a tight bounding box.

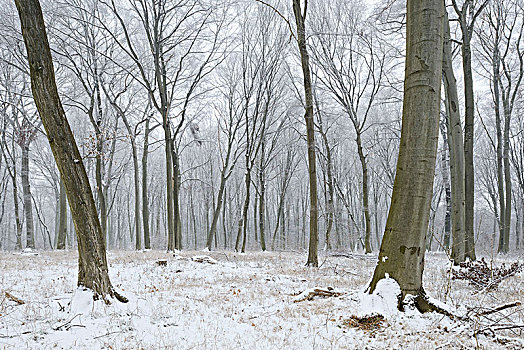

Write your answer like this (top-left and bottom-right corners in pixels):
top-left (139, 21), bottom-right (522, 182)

top-left (0, 250), bottom-right (522, 349)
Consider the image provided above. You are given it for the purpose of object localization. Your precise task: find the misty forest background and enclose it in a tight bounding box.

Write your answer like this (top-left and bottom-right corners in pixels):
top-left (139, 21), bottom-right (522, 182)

top-left (0, 0), bottom-right (523, 257)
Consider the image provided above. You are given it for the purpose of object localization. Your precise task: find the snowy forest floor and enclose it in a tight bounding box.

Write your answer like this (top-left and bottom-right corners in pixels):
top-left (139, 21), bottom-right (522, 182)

top-left (0, 250), bottom-right (523, 349)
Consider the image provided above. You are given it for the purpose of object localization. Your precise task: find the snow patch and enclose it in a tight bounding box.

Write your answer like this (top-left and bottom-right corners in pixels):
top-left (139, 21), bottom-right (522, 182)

top-left (358, 276), bottom-right (400, 319)
top-left (70, 287), bottom-right (94, 315)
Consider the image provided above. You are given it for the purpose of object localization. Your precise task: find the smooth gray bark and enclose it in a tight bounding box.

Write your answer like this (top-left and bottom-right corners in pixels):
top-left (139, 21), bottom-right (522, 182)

top-left (369, 0), bottom-right (444, 309)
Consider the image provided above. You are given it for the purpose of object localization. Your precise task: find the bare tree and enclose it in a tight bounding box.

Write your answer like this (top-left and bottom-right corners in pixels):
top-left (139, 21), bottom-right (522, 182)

top-left (14, 0), bottom-right (126, 302)
top-left (478, 0), bottom-right (524, 253)
top-left (310, 0), bottom-right (387, 253)
top-left (451, 0), bottom-right (489, 261)
top-left (292, 0), bottom-right (319, 267)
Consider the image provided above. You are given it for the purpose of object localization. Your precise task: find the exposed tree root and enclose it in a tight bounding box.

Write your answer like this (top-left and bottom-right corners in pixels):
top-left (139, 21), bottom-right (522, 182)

top-left (412, 293), bottom-right (458, 319)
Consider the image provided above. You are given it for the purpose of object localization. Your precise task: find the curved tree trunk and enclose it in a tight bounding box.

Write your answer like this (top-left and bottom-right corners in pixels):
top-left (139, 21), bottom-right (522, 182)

top-left (368, 0), bottom-right (444, 309)
top-left (15, 0), bottom-right (126, 302)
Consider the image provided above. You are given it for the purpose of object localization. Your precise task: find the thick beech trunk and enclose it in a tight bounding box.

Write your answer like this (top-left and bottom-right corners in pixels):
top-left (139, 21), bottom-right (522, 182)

top-left (368, 0), bottom-right (444, 309)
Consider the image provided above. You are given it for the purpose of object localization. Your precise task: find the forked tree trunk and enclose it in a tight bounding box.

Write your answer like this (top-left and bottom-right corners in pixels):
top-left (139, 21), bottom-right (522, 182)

top-left (15, 0), bottom-right (126, 303)
top-left (368, 0), bottom-right (444, 310)
top-left (454, 0), bottom-right (484, 261)
top-left (206, 169), bottom-right (227, 250)
top-left (293, 0), bottom-right (318, 267)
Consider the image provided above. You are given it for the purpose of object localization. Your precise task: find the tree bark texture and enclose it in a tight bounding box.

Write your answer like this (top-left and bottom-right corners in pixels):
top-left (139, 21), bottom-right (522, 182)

top-left (368, 0), bottom-right (444, 305)
top-left (15, 0), bottom-right (126, 302)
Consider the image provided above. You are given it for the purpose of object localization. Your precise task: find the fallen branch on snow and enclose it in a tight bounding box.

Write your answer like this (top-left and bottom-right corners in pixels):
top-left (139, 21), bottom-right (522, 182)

top-left (191, 255), bottom-right (218, 264)
top-left (5, 292), bottom-right (24, 305)
top-left (293, 287), bottom-right (344, 302)
top-left (52, 313), bottom-right (84, 331)
top-left (476, 301), bottom-right (522, 317)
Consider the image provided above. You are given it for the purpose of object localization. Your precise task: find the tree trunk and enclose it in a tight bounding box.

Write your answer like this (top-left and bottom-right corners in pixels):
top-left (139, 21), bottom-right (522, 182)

top-left (368, 0), bottom-right (444, 309)
top-left (121, 114), bottom-right (141, 250)
top-left (15, 0), bottom-right (126, 302)
top-left (356, 132), bottom-right (372, 253)
top-left (21, 143), bottom-right (35, 249)
top-left (458, 8), bottom-right (478, 261)
top-left (502, 100), bottom-right (512, 253)
top-left (317, 111), bottom-right (334, 251)
top-left (293, 0), bottom-right (318, 267)
top-left (56, 178), bottom-right (67, 249)
top-left (258, 140), bottom-right (266, 251)
top-left (206, 172), bottom-right (227, 250)
top-left (439, 121), bottom-right (452, 251)
top-left (240, 167), bottom-right (251, 253)
top-left (172, 149), bottom-right (182, 250)
top-left (165, 129), bottom-right (175, 251)
top-left (442, 13), bottom-right (466, 262)
top-left (142, 118), bottom-right (151, 249)
top-left (3, 145), bottom-right (22, 250)
top-left (492, 38), bottom-right (507, 254)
